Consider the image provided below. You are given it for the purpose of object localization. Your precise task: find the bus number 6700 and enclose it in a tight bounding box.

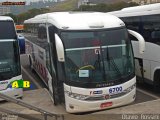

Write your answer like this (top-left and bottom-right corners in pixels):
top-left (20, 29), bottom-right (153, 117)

top-left (109, 86), bottom-right (122, 94)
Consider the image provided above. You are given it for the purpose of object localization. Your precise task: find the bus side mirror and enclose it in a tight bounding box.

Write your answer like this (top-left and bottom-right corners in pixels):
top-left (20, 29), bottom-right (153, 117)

top-left (128, 29), bottom-right (145, 54)
top-left (55, 34), bottom-right (65, 62)
top-left (17, 34), bottom-right (25, 54)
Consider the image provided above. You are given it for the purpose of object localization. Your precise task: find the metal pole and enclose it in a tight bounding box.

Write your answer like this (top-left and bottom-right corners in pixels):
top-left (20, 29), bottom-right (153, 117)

top-left (43, 112), bottom-right (48, 120)
top-left (0, 92), bottom-right (64, 120)
top-left (0, 107), bottom-right (41, 120)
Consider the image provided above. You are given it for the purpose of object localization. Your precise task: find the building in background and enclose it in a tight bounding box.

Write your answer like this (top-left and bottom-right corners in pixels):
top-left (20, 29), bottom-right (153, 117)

top-left (132, 0), bottom-right (160, 5)
top-left (0, 7), bottom-right (11, 15)
top-left (78, 0), bottom-right (94, 8)
top-left (78, 0), bottom-right (131, 8)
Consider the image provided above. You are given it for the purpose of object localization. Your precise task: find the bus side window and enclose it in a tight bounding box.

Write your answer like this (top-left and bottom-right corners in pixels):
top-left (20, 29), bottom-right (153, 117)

top-left (142, 24), bottom-right (153, 42)
top-left (122, 16), bottom-right (142, 41)
top-left (37, 23), bottom-right (47, 48)
top-left (38, 24), bottom-right (47, 40)
top-left (151, 31), bottom-right (160, 45)
top-left (36, 24), bottom-right (51, 74)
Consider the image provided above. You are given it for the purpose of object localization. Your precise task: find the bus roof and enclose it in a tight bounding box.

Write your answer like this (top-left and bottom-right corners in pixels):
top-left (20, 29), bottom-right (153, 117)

top-left (108, 3), bottom-right (160, 17)
top-left (122, 3), bottom-right (160, 12)
top-left (24, 12), bottom-right (125, 30)
top-left (0, 16), bottom-right (13, 21)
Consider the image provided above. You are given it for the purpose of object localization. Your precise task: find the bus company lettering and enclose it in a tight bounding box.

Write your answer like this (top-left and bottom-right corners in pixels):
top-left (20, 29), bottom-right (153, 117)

top-left (35, 59), bottom-right (48, 82)
top-left (9, 80), bottom-right (30, 88)
top-left (96, 82), bottom-right (114, 87)
top-left (90, 90), bottom-right (103, 95)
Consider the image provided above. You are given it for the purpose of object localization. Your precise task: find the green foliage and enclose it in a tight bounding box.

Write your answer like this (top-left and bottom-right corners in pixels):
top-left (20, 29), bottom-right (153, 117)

top-left (17, 8), bottom-right (49, 24)
top-left (6, 1), bottom-right (138, 24)
top-left (5, 8), bottom-right (49, 24)
top-left (50, 0), bottom-right (78, 12)
top-left (3, 13), bottom-right (17, 23)
top-left (78, 3), bottom-right (111, 12)
top-left (77, 2), bottom-right (139, 12)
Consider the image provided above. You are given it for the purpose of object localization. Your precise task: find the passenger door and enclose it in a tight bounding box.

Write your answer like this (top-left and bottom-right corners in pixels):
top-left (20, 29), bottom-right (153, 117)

top-left (47, 24), bottom-right (65, 105)
top-left (143, 59), bottom-right (151, 80)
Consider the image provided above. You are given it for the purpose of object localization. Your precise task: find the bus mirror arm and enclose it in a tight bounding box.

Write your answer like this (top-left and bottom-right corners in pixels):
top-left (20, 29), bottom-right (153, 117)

top-left (55, 34), bottom-right (65, 62)
top-left (128, 29), bottom-right (145, 54)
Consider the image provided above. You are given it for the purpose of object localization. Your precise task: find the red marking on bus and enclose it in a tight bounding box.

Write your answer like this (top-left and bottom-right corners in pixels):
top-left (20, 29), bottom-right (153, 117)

top-left (34, 60), bottom-right (48, 83)
top-left (100, 102), bottom-right (113, 108)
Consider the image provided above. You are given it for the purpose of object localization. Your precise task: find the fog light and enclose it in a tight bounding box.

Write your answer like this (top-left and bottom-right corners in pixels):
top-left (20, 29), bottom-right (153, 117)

top-left (105, 95), bottom-right (110, 99)
top-left (69, 104), bottom-right (74, 109)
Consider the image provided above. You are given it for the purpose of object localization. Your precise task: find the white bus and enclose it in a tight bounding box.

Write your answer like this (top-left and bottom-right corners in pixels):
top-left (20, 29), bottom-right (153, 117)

top-left (0, 16), bottom-right (23, 99)
top-left (108, 3), bottom-right (160, 92)
top-left (24, 12), bottom-right (145, 113)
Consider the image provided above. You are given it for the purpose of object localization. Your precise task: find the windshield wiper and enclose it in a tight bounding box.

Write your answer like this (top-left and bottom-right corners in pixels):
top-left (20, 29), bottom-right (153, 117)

top-left (94, 50), bottom-right (101, 70)
top-left (106, 47), bottom-right (123, 82)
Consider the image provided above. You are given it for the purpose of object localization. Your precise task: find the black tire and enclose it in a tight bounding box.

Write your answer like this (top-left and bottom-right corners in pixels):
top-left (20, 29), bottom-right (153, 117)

top-left (29, 56), bottom-right (34, 72)
top-left (18, 96), bottom-right (23, 100)
top-left (153, 71), bottom-right (160, 93)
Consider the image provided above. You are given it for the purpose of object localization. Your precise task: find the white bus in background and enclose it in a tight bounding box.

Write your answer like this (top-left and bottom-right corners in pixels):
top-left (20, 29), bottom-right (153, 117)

top-left (0, 16), bottom-right (23, 99)
top-left (24, 12), bottom-right (145, 113)
top-left (108, 3), bottom-right (160, 92)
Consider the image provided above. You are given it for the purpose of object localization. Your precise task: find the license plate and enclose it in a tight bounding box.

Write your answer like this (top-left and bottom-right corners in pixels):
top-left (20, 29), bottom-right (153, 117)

top-left (100, 102), bottom-right (113, 108)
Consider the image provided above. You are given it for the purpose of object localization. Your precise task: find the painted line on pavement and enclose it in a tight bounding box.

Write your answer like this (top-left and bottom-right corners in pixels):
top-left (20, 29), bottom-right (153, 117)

top-left (137, 88), bottom-right (160, 99)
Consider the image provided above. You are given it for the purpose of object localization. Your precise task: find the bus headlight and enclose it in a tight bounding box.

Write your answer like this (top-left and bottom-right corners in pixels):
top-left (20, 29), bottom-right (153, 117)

top-left (123, 83), bottom-right (136, 93)
top-left (65, 91), bottom-right (88, 100)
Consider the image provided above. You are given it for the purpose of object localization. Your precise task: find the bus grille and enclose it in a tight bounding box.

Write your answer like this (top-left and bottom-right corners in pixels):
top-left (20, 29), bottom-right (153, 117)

top-left (84, 91), bottom-right (127, 101)
top-left (85, 96), bottom-right (105, 101)
top-left (109, 92), bottom-right (127, 99)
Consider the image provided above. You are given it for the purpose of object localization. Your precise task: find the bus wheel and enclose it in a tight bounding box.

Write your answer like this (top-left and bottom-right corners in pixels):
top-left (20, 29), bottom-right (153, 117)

top-left (18, 96), bottom-right (23, 100)
top-left (153, 71), bottom-right (160, 93)
top-left (29, 56), bottom-right (34, 71)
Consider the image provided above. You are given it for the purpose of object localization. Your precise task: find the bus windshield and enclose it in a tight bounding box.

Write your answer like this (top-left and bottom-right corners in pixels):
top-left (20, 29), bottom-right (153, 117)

top-left (0, 40), bottom-right (21, 80)
top-left (0, 21), bottom-right (17, 39)
top-left (61, 28), bottom-right (134, 85)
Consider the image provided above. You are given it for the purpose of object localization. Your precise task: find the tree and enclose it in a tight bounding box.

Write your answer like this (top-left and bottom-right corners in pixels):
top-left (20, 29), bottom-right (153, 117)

top-left (4, 13), bottom-right (17, 23)
top-left (16, 8), bottom-right (49, 24)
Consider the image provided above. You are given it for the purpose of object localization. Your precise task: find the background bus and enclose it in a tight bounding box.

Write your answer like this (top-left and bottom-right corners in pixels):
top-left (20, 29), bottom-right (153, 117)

top-left (108, 3), bottom-right (160, 92)
top-left (0, 16), bottom-right (23, 99)
top-left (24, 12), bottom-right (144, 113)
top-left (16, 24), bottom-right (25, 54)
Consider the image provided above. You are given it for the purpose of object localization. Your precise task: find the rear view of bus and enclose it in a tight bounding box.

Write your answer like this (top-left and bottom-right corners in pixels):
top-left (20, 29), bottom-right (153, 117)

top-left (0, 16), bottom-right (23, 99)
top-left (24, 12), bottom-right (144, 113)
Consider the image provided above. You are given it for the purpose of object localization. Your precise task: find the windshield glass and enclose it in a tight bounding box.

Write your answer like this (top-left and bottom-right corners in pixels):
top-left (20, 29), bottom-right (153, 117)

top-left (0, 40), bottom-right (21, 80)
top-left (0, 21), bottom-right (17, 39)
top-left (61, 28), bottom-right (134, 84)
